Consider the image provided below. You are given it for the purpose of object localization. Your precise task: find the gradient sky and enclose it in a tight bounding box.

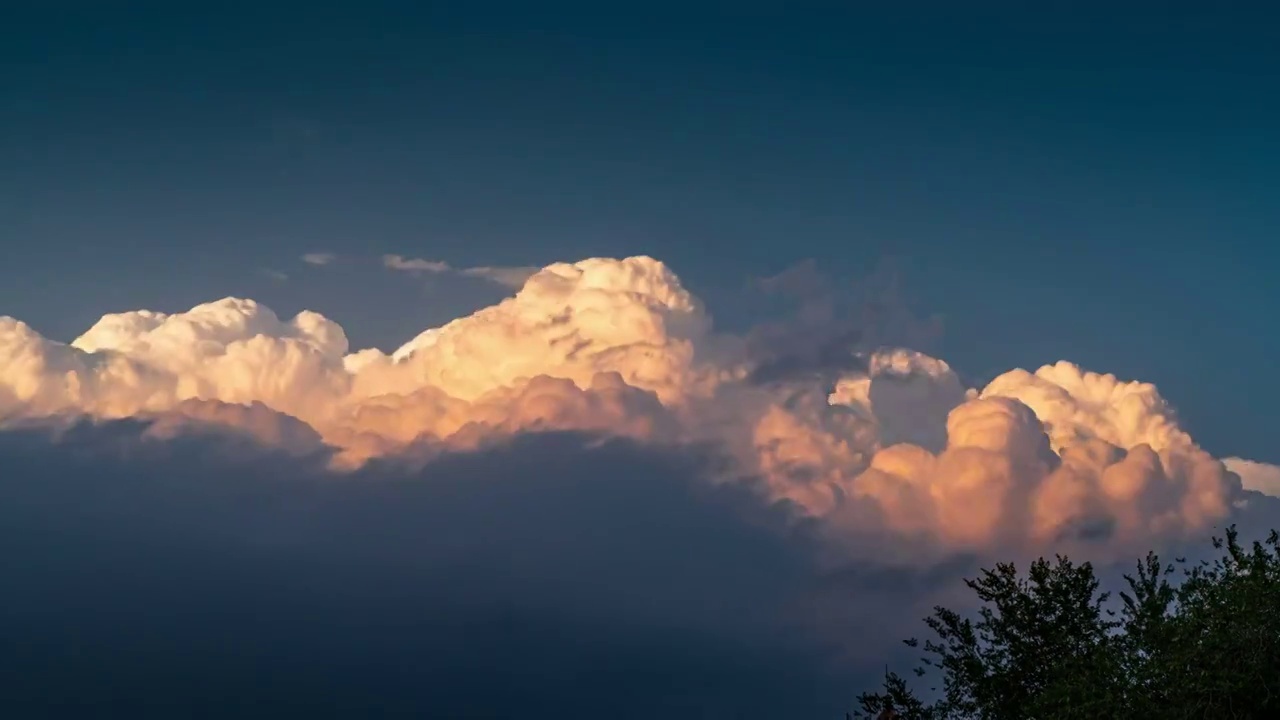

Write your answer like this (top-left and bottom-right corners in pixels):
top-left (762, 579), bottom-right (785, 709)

top-left (4, 2), bottom-right (1278, 466)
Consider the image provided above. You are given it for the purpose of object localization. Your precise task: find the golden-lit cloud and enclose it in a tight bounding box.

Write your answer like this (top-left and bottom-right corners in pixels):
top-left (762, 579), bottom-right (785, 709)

top-left (0, 255), bottom-right (1260, 560)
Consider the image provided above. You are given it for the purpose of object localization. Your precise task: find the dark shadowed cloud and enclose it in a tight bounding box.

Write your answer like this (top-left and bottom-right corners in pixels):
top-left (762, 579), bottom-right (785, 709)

top-left (743, 259), bottom-right (942, 387)
top-left (0, 420), bottom-right (893, 718)
top-left (2, 408), bottom-right (1276, 717)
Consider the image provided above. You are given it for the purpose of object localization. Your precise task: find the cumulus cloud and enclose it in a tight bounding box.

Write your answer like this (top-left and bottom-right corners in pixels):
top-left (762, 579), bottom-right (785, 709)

top-left (301, 251), bottom-right (336, 266)
top-left (0, 254), bottom-right (1263, 564)
top-left (383, 254), bottom-right (540, 288)
top-left (7, 253), bottom-right (1280, 717)
top-left (828, 348), bottom-right (969, 450)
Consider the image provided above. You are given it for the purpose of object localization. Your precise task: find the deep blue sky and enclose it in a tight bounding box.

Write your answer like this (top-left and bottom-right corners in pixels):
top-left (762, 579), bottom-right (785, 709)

top-left (3, 4), bottom-right (1278, 461)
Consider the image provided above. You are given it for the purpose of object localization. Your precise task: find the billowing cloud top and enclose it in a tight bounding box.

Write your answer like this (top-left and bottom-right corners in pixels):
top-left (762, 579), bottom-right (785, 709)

top-left (0, 255), bottom-right (1267, 561)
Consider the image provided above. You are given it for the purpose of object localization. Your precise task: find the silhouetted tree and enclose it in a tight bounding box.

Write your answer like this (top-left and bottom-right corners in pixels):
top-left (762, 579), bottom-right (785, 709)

top-left (853, 526), bottom-right (1280, 719)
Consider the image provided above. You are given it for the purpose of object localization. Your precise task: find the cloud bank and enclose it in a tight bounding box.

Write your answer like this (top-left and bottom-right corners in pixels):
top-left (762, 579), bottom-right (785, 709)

top-left (4, 254), bottom-right (1276, 716)
top-left (0, 255), bottom-right (1260, 563)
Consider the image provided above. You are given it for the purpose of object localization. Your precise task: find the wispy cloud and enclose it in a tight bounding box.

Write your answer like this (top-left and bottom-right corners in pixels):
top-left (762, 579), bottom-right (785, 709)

top-left (459, 265), bottom-right (539, 288)
top-left (257, 268), bottom-right (290, 282)
top-left (383, 254), bottom-right (452, 273)
top-left (302, 252), bottom-right (337, 266)
top-left (383, 255), bottom-right (536, 288)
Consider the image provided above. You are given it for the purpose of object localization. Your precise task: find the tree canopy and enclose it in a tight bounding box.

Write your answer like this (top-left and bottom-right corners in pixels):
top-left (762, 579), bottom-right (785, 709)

top-left (854, 526), bottom-right (1280, 719)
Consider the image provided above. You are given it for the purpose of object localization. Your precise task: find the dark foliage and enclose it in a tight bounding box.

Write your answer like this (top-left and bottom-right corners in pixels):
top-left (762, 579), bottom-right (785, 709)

top-left (855, 527), bottom-right (1280, 719)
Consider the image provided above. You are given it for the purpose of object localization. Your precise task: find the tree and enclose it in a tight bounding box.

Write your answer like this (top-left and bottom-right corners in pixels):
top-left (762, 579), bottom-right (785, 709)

top-left (853, 526), bottom-right (1280, 719)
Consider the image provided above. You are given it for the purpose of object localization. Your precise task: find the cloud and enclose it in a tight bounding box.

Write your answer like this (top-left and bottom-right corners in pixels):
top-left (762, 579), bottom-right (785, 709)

top-left (383, 254), bottom-right (540, 288)
top-left (743, 259), bottom-right (942, 386)
top-left (301, 252), bottom-right (336, 266)
top-left (0, 421), bottom-right (863, 718)
top-left (382, 254), bottom-right (451, 273)
top-left (0, 255), bottom-right (1265, 564)
top-left (459, 264), bottom-right (540, 287)
top-left (828, 348), bottom-right (969, 450)
top-left (1225, 457), bottom-right (1280, 497)
top-left (256, 267), bottom-right (290, 281)
top-left (5, 253), bottom-right (1280, 716)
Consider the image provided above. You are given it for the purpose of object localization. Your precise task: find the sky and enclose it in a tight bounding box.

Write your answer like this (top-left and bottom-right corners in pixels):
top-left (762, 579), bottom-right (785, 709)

top-left (3, 4), bottom-right (1280, 717)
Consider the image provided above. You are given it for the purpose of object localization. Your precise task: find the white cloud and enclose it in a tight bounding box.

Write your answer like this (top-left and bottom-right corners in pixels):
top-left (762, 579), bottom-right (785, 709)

top-left (1225, 457), bottom-right (1280, 498)
top-left (981, 361), bottom-right (1192, 454)
top-left (383, 254), bottom-right (451, 273)
top-left (301, 252), bottom-right (337, 266)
